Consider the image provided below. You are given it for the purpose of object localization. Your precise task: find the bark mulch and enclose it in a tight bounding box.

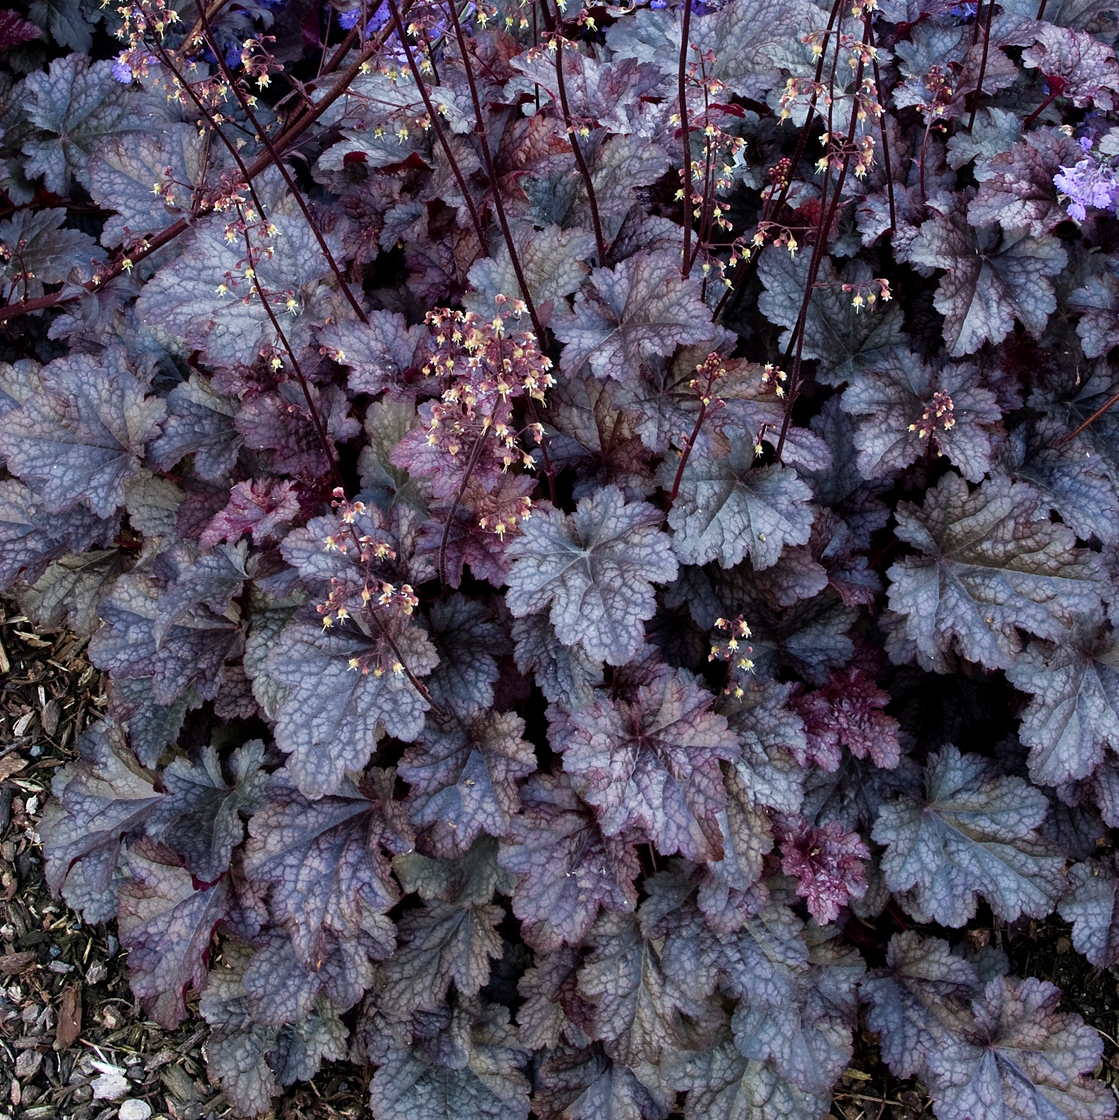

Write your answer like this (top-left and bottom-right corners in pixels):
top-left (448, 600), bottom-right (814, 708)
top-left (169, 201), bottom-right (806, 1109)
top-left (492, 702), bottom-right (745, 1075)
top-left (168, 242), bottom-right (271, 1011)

top-left (0, 614), bottom-right (370, 1120)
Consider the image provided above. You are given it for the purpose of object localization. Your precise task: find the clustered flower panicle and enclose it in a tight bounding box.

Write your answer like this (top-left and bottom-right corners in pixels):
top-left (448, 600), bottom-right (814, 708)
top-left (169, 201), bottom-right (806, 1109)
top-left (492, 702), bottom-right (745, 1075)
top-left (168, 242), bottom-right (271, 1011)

top-left (386, 300), bottom-right (556, 582)
top-left (316, 490), bottom-right (420, 677)
top-left (420, 300), bottom-right (554, 481)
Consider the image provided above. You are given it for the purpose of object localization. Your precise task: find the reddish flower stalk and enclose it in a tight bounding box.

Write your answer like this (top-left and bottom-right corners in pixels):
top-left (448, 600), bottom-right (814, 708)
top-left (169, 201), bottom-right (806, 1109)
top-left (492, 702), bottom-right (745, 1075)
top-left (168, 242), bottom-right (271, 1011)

top-left (540, 0), bottom-right (608, 264)
top-left (775, 40), bottom-right (868, 462)
top-left (966, 0), bottom-right (996, 133)
top-left (389, 0), bottom-right (489, 250)
top-left (443, 0), bottom-right (546, 345)
top-left (678, 0), bottom-right (695, 277)
top-left (197, 5), bottom-right (370, 325)
top-left (669, 353), bottom-right (725, 503)
top-left (0, 1), bottom-right (413, 324)
top-left (238, 220), bottom-right (345, 492)
top-left (438, 429), bottom-right (490, 594)
top-left (1055, 388), bottom-right (1119, 447)
top-left (712, 0), bottom-right (846, 319)
top-left (442, 0), bottom-right (558, 503)
top-left (152, 46), bottom-right (345, 489)
top-left (865, 12), bottom-right (895, 232)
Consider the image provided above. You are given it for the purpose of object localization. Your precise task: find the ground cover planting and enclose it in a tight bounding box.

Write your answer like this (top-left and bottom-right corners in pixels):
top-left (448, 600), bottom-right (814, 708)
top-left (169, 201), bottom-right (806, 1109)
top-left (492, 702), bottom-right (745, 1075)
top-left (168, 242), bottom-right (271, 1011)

top-left (4, 0), bottom-right (1119, 1115)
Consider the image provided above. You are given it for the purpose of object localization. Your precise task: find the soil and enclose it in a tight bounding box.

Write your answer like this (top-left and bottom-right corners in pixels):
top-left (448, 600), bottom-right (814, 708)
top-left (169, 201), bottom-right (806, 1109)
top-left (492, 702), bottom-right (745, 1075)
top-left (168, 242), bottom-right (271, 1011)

top-left (0, 610), bottom-right (1115, 1120)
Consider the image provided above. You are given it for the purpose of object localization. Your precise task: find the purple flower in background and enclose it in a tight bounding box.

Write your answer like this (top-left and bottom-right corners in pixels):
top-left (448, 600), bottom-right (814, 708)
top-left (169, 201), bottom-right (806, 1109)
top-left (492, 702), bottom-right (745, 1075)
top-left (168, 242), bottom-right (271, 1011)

top-left (335, 3), bottom-right (392, 34)
top-left (111, 50), bottom-right (158, 83)
top-left (1054, 154), bottom-right (1119, 221)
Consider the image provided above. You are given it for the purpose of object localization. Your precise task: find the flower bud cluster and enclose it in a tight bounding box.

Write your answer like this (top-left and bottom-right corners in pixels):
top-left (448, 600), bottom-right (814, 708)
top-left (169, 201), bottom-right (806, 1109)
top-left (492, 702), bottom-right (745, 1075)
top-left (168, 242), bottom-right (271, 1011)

top-left (762, 363), bottom-right (788, 398)
top-left (909, 390), bottom-right (955, 439)
top-left (842, 277), bottom-right (891, 313)
top-left (708, 614), bottom-right (755, 697)
top-left (314, 491), bottom-right (420, 676)
top-left (109, 0), bottom-right (178, 83)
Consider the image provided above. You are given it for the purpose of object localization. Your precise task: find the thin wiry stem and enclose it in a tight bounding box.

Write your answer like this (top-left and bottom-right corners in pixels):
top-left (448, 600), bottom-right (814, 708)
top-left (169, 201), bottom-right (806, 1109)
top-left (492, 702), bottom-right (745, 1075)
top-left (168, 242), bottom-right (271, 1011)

top-left (1056, 390), bottom-right (1119, 447)
top-left (389, 0), bottom-right (488, 249)
top-left (443, 0), bottom-right (546, 345)
top-left (239, 220), bottom-right (345, 491)
top-left (149, 38), bottom-right (273, 225)
top-left (669, 399), bottom-right (709, 504)
top-left (438, 429), bottom-right (489, 594)
top-left (155, 47), bottom-right (343, 486)
top-left (541, 0), bottom-right (608, 264)
top-left (712, 0), bottom-right (845, 319)
top-left (366, 599), bottom-right (445, 716)
top-left (197, 6), bottom-right (369, 324)
top-left (678, 0), bottom-right (694, 277)
top-left (442, 0), bottom-right (558, 503)
top-left (865, 13), bottom-right (895, 232)
top-left (0, 2), bottom-right (412, 324)
top-left (966, 0), bottom-right (996, 133)
top-left (775, 45), bottom-right (867, 461)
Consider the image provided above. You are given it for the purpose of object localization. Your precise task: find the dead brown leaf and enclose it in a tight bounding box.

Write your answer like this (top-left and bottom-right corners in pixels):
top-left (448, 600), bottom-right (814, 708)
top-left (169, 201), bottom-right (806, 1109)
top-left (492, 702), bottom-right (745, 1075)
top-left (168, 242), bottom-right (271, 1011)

top-left (55, 981), bottom-right (82, 1050)
top-left (0, 950), bottom-right (37, 975)
top-left (0, 755), bottom-right (27, 783)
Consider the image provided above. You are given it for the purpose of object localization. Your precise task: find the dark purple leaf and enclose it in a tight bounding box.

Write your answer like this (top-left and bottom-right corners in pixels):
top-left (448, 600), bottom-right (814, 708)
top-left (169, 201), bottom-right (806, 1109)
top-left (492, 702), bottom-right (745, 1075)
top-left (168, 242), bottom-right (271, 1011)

top-left (499, 772), bottom-right (640, 952)
top-left (551, 664), bottom-right (739, 861)
top-left (117, 841), bottom-right (229, 1028)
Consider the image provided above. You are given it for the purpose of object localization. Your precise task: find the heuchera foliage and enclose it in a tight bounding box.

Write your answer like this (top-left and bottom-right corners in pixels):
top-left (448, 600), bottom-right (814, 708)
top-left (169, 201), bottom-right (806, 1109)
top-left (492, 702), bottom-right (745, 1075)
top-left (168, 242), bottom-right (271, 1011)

top-left (5, 0), bottom-right (1119, 1113)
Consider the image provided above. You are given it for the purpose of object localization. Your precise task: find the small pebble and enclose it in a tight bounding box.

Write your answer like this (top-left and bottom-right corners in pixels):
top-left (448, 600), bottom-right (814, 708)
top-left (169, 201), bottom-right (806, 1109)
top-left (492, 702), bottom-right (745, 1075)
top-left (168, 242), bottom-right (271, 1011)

top-left (91, 1061), bottom-right (130, 1101)
top-left (119, 1100), bottom-right (153, 1120)
top-left (14, 1048), bottom-right (42, 1079)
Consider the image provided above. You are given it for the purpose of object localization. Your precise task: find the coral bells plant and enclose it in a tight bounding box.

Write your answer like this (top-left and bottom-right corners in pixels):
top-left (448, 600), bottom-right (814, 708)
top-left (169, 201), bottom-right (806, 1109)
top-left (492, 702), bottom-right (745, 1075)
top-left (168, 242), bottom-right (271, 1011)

top-left (3, 0), bottom-right (1119, 1114)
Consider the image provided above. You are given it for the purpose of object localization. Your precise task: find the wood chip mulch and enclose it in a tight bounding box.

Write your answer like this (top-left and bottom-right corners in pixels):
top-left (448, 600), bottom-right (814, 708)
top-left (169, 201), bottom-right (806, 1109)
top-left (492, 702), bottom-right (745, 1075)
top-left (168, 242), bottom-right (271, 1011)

top-left (0, 613), bottom-right (370, 1120)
